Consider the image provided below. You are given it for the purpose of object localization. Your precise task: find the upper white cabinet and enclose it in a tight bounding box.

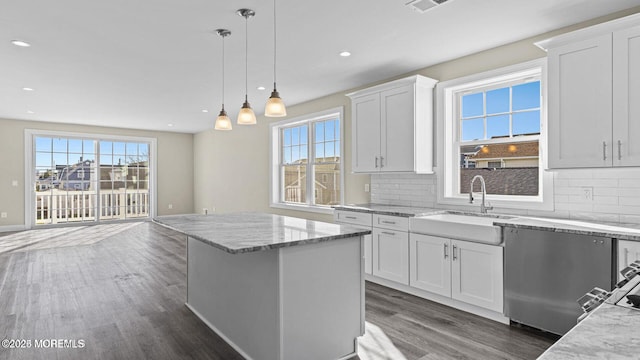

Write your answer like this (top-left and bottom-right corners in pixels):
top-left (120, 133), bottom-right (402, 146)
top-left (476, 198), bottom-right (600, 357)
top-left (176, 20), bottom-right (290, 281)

top-left (347, 75), bottom-right (438, 174)
top-left (541, 14), bottom-right (640, 168)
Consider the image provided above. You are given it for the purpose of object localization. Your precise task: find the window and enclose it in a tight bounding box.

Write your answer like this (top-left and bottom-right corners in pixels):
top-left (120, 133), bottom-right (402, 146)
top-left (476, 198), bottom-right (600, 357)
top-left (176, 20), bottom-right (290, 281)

top-left (270, 108), bottom-right (344, 213)
top-left (437, 59), bottom-right (553, 209)
top-left (29, 130), bottom-right (156, 226)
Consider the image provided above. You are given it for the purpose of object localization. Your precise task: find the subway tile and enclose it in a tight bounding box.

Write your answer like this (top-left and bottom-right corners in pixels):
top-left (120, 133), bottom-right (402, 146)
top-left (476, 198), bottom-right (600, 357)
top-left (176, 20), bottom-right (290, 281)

top-left (592, 196), bottom-right (619, 205)
top-left (593, 188), bottom-right (619, 196)
top-left (619, 179), bottom-right (640, 188)
top-left (619, 197), bottom-right (640, 206)
top-left (620, 214), bottom-right (640, 224)
top-left (593, 168), bottom-right (640, 179)
top-left (619, 188), bottom-right (640, 197)
top-left (569, 212), bottom-right (620, 223)
top-left (554, 169), bottom-right (594, 179)
top-left (568, 179), bottom-right (619, 188)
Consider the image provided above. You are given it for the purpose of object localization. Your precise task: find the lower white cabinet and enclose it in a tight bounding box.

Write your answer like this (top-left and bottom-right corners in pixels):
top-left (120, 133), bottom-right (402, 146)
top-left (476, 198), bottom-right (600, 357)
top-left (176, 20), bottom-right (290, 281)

top-left (618, 240), bottom-right (640, 280)
top-left (363, 234), bottom-right (373, 275)
top-left (410, 233), bottom-right (504, 313)
top-left (373, 227), bottom-right (409, 285)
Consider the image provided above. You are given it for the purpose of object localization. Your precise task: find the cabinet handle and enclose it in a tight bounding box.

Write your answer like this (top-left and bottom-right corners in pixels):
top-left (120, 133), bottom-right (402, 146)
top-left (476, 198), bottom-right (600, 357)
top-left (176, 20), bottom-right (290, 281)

top-left (345, 216), bottom-right (357, 220)
top-left (375, 156), bottom-right (379, 168)
top-left (444, 243), bottom-right (448, 259)
top-left (381, 220), bottom-right (396, 225)
top-left (380, 156), bottom-right (384, 168)
top-left (452, 245), bottom-right (457, 261)
top-left (603, 141), bottom-right (607, 161)
top-left (618, 140), bottom-right (622, 161)
top-left (381, 231), bottom-right (396, 236)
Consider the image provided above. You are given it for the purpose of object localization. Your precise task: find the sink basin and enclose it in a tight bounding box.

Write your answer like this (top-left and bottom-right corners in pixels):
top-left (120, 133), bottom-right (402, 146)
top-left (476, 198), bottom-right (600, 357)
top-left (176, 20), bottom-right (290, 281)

top-left (410, 213), bottom-right (512, 244)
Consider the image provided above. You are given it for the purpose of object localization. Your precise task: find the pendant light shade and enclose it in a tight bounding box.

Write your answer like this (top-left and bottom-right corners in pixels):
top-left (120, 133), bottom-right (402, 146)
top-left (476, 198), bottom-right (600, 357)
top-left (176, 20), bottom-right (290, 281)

top-left (237, 9), bottom-right (257, 125)
top-left (214, 29), bottom-right (232, 131)
top-left (265, 0), bottom-right (286, 117)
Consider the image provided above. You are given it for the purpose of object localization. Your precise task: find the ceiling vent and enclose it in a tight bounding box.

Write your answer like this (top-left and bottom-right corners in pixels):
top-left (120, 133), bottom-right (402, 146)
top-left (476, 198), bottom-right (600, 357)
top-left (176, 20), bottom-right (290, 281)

top-left (405, 0), bottom-right (451, 13)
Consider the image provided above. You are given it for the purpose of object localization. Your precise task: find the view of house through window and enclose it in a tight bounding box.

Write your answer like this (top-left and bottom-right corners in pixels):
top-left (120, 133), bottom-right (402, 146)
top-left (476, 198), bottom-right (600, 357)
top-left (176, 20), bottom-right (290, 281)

top-left (278, 112), bottom-right (341, 208)
top-left (34, 136), bottom-right (151, 225)
top-left (457, 78), bottom-right (541, 196)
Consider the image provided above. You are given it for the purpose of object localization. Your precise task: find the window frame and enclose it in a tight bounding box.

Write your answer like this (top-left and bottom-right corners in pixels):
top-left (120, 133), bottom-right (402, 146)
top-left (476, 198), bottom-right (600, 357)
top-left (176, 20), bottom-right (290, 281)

top-left (269, 107), bottom-right (344, 214)
top-left (435, 59), bottom-right (554, 211)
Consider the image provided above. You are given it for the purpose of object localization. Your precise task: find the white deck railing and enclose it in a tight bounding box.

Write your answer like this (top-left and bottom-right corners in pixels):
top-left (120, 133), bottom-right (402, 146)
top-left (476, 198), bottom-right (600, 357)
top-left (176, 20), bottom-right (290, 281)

top-left (35, 189), bottom-right (149, 225)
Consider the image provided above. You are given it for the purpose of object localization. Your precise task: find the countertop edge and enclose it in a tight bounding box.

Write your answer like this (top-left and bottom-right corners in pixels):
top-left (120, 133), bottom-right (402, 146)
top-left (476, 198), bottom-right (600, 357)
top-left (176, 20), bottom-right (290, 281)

top-left (495, 221), bottom-right (640, 241)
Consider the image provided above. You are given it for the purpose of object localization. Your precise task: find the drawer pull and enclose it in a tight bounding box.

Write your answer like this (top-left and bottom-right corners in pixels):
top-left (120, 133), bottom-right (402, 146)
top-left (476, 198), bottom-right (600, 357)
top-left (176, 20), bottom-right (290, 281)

top-left (381, 231), bottom-right (396, 236)
top-left (603, 141), bottom-right (607, 161)
top-left (345, 216), bottom-right (357, 220)
top-left (452, 245), bottom-right (458, 261)
top-left (444, 243), bottom-right (448, 259)
top-left (381, 220), bottom-right (396, 225)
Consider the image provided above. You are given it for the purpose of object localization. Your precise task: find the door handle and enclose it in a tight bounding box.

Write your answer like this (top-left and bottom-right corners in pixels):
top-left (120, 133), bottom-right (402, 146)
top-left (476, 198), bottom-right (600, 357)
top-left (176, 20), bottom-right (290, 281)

top-left (603, 141), bottom-right (607, 161)
top-left (444, 243), bottom-right (448, 259)
top-left (375, 156), bottom-right (378, 168)
top-left (452, 245), bottom-right (457, 261)
top-left (380, 156), bottom-right (384, 168)
top-left (618, 140), bottom-right (622, 161)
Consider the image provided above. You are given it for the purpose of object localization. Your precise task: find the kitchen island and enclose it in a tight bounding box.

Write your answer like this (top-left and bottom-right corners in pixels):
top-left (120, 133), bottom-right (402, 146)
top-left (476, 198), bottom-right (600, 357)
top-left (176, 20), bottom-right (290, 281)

top-left (154, 213), bottom-right (371, 360)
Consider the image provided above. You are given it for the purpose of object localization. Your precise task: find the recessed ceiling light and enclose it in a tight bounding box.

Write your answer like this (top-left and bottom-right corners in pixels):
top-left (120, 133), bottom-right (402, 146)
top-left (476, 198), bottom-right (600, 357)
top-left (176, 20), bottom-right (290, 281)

top-left (11, 40), bottom-right (31, 47)
top-left (27, 110), bottom-right (35, 114)
top-left (168, 123), bottom-right (174, 127)
top-left (22, 87), bottom-right (34, 91)
top-left (257, 86), bottom-right (266, 91)
top-left (339, 51), bottom-right (351, 57)
top-left (202, 109), bottom-right (209, 113)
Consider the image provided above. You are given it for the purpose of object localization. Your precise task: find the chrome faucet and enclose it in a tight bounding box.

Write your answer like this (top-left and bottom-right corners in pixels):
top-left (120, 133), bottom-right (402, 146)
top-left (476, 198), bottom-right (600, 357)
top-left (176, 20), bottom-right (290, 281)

top-left (469, 175), bottom-right (493, 214)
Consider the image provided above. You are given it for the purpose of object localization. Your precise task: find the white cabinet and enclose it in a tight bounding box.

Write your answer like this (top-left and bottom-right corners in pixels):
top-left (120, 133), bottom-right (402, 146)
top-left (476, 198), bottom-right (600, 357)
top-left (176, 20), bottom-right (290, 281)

top-left (618, 240), bottom-right (640, 280)
top-left (409, 233), bottom-right (504, 313)
top-left (372, 227), bottom-right (409, 284)
top-left (333, 210), bottom-right (373, 275)
top-left (543, 15), bottom-right (640, 168)
top-left (347, 75), bottom-right (438, 174)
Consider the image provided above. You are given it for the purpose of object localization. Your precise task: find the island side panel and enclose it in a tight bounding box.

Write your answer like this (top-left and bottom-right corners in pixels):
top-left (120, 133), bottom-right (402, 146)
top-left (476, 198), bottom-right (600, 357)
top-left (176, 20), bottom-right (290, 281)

top-left (279, 235), bottom-right (364, 360)
top-left (187, 237), bottom-right (280, 360)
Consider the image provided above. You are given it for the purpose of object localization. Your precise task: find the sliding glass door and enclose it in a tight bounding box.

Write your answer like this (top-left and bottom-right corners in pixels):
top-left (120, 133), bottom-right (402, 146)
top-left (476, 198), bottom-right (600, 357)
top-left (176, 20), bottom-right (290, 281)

top-left (33, 135), bottom-right (151, 226)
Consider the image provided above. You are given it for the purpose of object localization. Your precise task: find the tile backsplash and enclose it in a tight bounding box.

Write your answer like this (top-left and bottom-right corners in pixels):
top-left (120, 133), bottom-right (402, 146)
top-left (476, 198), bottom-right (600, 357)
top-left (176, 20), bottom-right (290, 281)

top-left (370, 168), bottom-right (640, 224)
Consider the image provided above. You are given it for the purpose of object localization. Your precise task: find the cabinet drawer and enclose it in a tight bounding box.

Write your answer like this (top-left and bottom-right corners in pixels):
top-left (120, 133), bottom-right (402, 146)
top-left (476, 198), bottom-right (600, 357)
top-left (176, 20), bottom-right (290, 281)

top-left (373, 214), bottom-right (409, 231)
top-left (334, 211), bottom-right (372, 227)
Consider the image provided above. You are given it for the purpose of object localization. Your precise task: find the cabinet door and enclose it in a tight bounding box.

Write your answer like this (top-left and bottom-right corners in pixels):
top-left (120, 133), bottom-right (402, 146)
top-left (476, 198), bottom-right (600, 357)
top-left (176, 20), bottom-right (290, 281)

top-left (613, 26), bottom-right (640, 166)
top-left (618, 240), bottom-right (640, 280)
top-left (451, 240), bottom-right (503, 313)
top-left (351, 93), bottom-right (381, 173)
top-left (364, 234), bottom-right (373, 275)
top-left (380, 84), bottom-right (415, 172)
top-left (409, 234), bottom-right (451, 297)
top-left (548, 34), bottom-right (613, 168)
top-left (372, 228), bottom-right (409, 284)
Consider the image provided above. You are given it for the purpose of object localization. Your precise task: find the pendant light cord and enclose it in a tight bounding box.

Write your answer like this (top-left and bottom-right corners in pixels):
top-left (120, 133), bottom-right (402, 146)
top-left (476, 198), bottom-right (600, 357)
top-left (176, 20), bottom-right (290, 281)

top-left (221, 34), bottom-right (225, 110)
top-left (245, 14), bottom-right (249, 102)
top-left (273, 0), bottom-right (277, 90)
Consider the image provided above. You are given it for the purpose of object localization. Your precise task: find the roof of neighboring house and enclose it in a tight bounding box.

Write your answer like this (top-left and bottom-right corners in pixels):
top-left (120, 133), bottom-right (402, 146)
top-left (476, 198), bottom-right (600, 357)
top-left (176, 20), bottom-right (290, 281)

top-left (470, 141), bottom-right (538, 160)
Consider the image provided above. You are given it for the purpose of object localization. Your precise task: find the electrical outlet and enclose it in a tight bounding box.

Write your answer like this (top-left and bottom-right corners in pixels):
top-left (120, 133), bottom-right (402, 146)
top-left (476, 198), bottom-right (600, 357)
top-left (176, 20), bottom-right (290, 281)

top-left (0, 212), bottom-right (7, 218)
top-left (168, 203), bottom-right (173, 209)
top-left (582, 187), bottom-right (593, 201)
top-left (364, 184), bottom-right (370, 192)
top-left (11, 180), bottom-right (18, 187)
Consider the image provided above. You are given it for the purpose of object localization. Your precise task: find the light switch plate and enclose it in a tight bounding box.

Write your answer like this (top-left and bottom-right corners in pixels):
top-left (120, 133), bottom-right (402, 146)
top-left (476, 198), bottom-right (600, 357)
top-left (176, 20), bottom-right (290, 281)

top-left (11, 180), bottom-right (18, 187)
top-left (0, 212), bottom-right (7, 218)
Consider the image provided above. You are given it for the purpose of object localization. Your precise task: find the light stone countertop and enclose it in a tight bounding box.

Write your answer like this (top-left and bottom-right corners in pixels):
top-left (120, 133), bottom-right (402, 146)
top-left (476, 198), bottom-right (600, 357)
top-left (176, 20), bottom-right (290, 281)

top-left (537, 303), bottom-right (640, 359)
top-left (333, 204), bottom-right (443, 217)
top-left (494, 217), bottom-right (640, 242)
top-left (154, 213), bottom-right (371, 254)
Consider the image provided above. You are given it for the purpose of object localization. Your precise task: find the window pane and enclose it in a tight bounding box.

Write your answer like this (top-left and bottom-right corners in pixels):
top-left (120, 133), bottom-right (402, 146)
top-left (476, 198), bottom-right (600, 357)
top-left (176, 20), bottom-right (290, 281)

top-left (283, 165), bottom-right (306, 204)
top-left (83, 140), bottom-right (95, 154)
top-left (513, 81), bottom-right (540, 111)
top-left (315, 143), bottom-right (324, 159)
top-left (53, 138), bottom-right (67, 152)
top-left (68, 139), bottom-right (83, 154)
top-left (139, 143), bottom-right (149, 156)
top-left (291, 127), bottom-right (300, 145)
top-left (100, 141), bottom-right (112, 154)
top-left (461, 118), bottom-right (484, 141)
top-left (335, 141), bottom-right (341, 158)
top-left (314, 164), bottom-right (340, 206)
top-left (325, 121), bottom-right (335, 141)
top-left (462, 93), bottom-right (483, 118)
top-left (53, 153), bottom-right (68, 167)
top-left (300, 125), bottom-right (308, 144)
top-left (126, 143), bottom-right (138, 156)
top-left (486, 115), bottom-right (510, 139)
top-left (291, 146), bottom-right (300, 163)
top-left (36, 153), bottom-right (52, 168)
top-left (315, 122), bottom-right (324, 143)
top-left (460, 141), bottom-right (539, 196)
top-left (113, 142), bottom-right (126, 155)
top-left (325, 142), bottom-right (335, 157)
top-left (486, 87), bottom-right (509, 114)
top-left (513, 110), bottom-right (541, 135)
top-left (283, 128), bottom-right (291, 146)
top-left (300, 146), bottom-right (308, 161)
top-left (283, 147), bottom-right (292, 164)
top-left (36, 137), bottom-right (52, 152)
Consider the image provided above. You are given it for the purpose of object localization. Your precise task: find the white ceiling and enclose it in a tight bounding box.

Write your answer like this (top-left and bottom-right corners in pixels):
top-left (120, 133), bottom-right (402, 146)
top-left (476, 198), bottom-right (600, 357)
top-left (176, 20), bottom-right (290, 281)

top-left (2, 0), bottom-right (640, 133)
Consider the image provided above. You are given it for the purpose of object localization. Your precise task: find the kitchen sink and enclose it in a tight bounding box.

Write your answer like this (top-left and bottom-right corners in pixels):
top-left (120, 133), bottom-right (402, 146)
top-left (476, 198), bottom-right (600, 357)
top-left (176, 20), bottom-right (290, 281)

top-left (409, 213), bottom-right (513, 244)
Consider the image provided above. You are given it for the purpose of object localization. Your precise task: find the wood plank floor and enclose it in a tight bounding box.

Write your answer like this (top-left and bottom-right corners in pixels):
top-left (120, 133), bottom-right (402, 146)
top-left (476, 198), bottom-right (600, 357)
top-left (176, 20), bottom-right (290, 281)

top-left (0, 222), bottom-right (554, 360)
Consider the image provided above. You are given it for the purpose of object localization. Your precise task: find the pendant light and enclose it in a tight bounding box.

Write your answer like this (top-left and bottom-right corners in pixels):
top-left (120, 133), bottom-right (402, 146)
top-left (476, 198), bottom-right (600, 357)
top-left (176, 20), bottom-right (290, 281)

top-left (236, 9), bottom-right (257, 125)
top-left (214, 29), bottom-right (232, 131)
top-left (265, 0), bottom-right (286, 117)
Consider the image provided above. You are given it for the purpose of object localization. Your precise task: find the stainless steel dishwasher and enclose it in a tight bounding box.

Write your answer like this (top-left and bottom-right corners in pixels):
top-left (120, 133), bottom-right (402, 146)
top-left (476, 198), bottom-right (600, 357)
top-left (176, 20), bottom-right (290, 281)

top-left (504, 227), bottom-right (615, 335)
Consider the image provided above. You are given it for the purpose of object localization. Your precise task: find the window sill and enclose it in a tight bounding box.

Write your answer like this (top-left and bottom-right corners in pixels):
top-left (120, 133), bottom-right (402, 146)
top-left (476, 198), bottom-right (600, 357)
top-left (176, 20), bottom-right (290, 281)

top-left (270, 202), bottom-right (336, 215)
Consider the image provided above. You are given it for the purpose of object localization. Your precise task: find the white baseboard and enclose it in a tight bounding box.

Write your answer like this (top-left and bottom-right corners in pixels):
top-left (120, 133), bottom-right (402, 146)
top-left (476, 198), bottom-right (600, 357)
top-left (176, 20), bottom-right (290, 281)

top-left (0, 225), bottom-right (28, 233)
